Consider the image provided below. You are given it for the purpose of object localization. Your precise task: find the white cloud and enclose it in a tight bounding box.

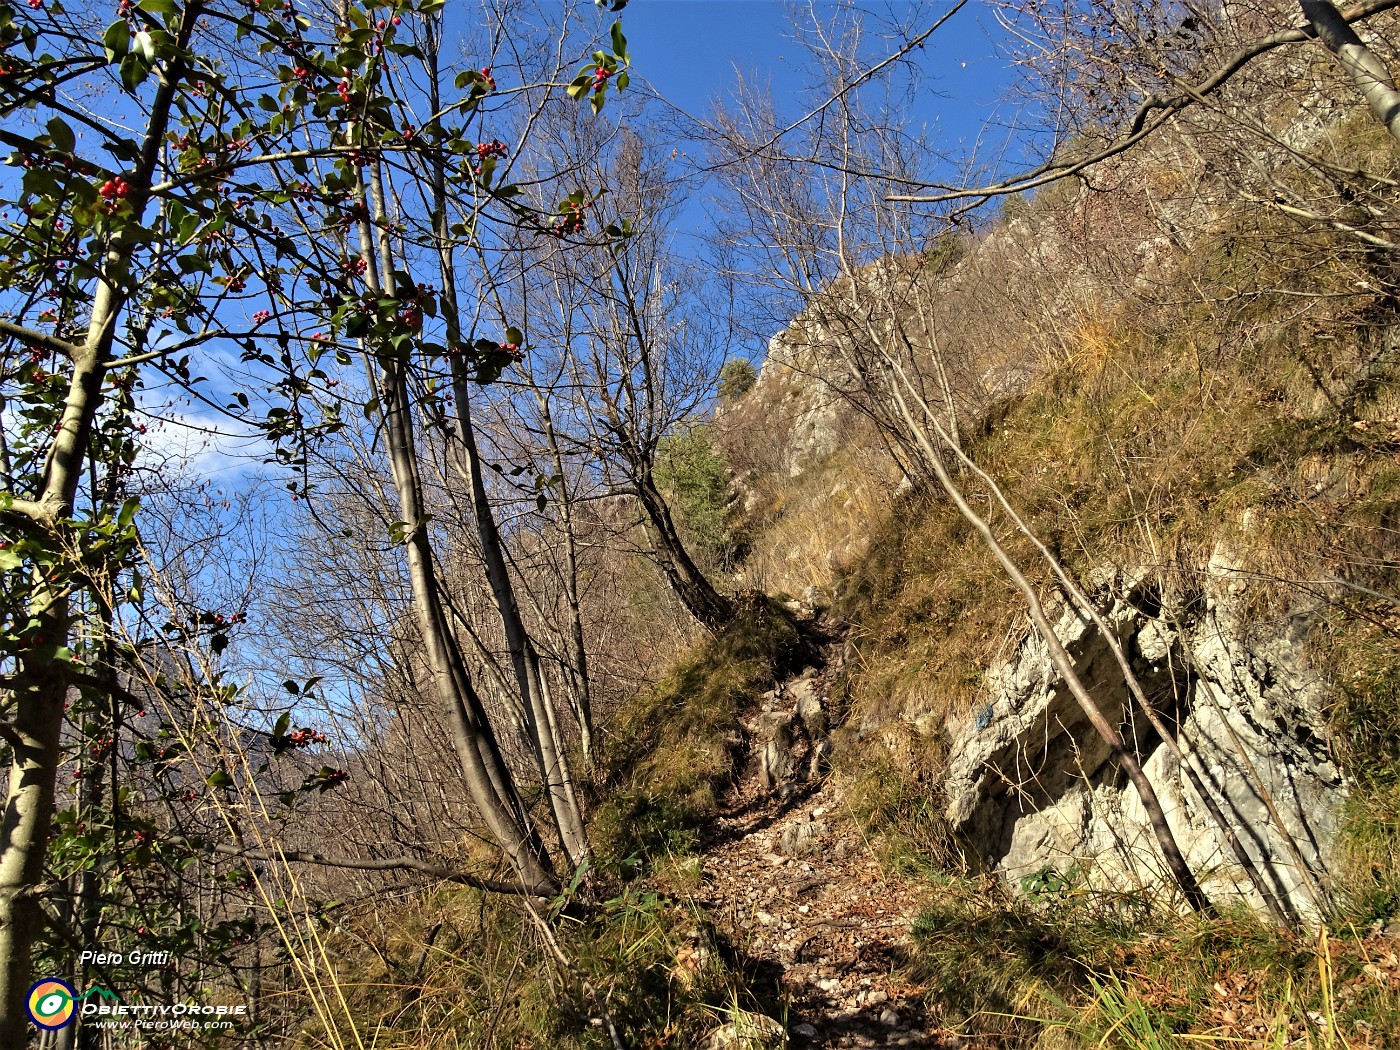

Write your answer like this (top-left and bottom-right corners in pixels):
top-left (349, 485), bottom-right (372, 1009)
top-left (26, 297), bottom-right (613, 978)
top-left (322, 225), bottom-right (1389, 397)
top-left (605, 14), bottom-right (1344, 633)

top-left (132, 388), bottom-right (270, 483)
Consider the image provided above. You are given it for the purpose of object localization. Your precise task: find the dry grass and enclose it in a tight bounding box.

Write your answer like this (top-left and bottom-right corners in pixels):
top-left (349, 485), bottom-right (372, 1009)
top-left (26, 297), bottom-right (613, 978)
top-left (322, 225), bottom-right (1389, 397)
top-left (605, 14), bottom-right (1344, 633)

top-left (589, 595), bottom-right (809, 869)
top-left (909, 877), bottom-right (1400, 1047)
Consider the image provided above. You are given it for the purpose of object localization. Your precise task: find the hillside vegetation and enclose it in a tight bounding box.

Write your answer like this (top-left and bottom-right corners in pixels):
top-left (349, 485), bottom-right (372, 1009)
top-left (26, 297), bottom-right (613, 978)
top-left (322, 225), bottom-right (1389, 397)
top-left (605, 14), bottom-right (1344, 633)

top-left (324, 83), bottom-right (1400, 1050)
top-left (6, 1), bottom-right (1400, 1048)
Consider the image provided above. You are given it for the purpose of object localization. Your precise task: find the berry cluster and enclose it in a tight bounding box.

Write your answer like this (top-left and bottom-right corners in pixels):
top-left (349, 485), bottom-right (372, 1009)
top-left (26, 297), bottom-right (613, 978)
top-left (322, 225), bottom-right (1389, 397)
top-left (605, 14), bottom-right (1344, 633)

top-left (472, 139), bottom-right (507, 175)
top-left (99, 176), bottom-right (132, 200)
top-left (287, 727), bottom-right (327, 749)
top-left (478, 66), bottom-right (495, 90)
top-left (98, 176), bottom-right (133, 213)
top-left (591, 65), bottom-right (611, 92)
top-left (549, 198), bottom-right (588, 238)
top-left (340, 201), bottom-right (370, 228)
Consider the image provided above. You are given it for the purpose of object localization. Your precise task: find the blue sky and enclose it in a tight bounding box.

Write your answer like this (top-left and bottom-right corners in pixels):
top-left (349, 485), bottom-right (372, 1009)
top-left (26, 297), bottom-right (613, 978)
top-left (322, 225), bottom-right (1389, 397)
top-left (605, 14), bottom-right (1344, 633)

top-left (606, 1), bottom-right (1035, 249)
top-left (139, 2), bottom-right (1034, 476)
top-left (621, 0), bottom-right (1018, 128)
top-left (13, 2), bottom-right (1037, 485)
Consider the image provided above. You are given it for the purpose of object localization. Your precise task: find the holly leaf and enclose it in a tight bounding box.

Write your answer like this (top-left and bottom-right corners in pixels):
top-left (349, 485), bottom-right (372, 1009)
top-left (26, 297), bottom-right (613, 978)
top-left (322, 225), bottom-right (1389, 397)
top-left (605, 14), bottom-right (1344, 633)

top-left (103, 20), bottom-right (130, 62)
top-left (46, 117), bottom-right (74, 153)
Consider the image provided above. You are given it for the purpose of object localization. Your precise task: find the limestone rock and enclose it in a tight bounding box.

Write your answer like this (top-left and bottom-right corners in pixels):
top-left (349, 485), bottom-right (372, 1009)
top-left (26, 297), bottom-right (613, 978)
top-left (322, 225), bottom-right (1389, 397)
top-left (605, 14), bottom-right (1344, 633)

top-left (943, 558), bottom-right (1344, 921)
top-left (753, 669), bottom-right (833, 792)
top-left (781, 817), bottom-right (829, 856)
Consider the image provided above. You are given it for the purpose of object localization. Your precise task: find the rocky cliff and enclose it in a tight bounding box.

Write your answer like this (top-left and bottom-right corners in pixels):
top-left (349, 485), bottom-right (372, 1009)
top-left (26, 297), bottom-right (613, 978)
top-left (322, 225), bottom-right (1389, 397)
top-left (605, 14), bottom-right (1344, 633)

top-left (942, 555), bottom-right (1342, 920)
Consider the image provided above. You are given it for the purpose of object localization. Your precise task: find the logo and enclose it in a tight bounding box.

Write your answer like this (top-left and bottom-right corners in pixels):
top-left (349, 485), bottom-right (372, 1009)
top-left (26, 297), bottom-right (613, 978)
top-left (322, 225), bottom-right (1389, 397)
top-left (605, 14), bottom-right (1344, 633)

top-left (26, 978), bottom-right (76, 1030)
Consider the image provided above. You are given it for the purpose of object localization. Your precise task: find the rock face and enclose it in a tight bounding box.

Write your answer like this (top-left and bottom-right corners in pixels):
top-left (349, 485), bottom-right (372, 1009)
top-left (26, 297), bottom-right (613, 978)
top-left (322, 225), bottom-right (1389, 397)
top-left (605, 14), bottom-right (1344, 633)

top-left (943, 555), bottom-right (1344, 920)
top-left (750, 663), bottom-right (837, 798)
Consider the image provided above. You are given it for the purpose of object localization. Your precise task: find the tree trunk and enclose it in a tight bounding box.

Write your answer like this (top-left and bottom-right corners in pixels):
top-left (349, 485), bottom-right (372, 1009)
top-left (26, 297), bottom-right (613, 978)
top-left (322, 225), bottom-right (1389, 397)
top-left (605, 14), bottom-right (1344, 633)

top-left (417, 31), bottom-right (591, 868)
top-left (1300, 0), bottom-right (1400, 143)
top-left (0, 6), bottom-right (195, 1033)
top-left (539, 399), bottom-right (596, 767)
top-left (879, 339), bottom-right (1313, 924)
top-left (449, 388), bottom-right (592, 871)
top-left (352, 172), bottom-right (557, 894)
top-left (881, 372), bottom-right (1213, 914)
top-left (633, 468), bottom-right (736, 631)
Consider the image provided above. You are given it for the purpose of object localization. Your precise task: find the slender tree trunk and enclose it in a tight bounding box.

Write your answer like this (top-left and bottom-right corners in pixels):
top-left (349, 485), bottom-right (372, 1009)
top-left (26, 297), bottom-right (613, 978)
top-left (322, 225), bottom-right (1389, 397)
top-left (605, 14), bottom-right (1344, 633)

top-left (601, 259), bottom-right (735, 632)
top-left (449, 391), bottom-right (592, 870)
top-left (0, 7), bottom-right (196, 1034)
top-left (417, 29), bottom-right (590, 868)
top-left (0, 581), bottom-right (72, 1039)
top-left (1300, 0), bottom-right (1400, 143)
top-left (881, 367), bottom-right (1214, 914)
top-left (539, 400), bottom-right (596, 766)
top-left (883, 344), bottom-right (1308, 924)
top-left (352, 170), bottom-right (557, 894)
top-left (633, 466), bottom-right (735, 631)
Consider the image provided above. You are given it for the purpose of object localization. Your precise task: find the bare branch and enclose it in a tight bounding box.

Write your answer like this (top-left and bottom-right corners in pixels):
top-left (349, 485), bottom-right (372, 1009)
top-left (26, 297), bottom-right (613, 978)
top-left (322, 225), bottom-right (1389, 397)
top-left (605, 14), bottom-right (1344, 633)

top-left (889, 0), bottom-right (1400, 204)
top-left (204, 841), bottom-right (549, 898)
top-left (0, 319), bottom-right (82, 362)
top-left (1301, 0), bottom-right (1400, 142)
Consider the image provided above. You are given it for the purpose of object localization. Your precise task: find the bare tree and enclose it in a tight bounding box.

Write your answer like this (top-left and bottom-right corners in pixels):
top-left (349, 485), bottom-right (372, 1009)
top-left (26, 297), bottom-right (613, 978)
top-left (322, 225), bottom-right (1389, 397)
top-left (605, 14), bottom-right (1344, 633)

top-left (523, 121), bottom-right (737, 630)
top-left (706, 6), bottom-right (1224, 911)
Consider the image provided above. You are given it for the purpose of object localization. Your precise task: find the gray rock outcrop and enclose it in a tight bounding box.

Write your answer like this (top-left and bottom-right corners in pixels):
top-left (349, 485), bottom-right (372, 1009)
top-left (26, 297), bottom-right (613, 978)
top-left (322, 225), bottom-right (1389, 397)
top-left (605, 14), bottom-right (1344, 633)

top-left (751, 666), bottom-right (836, 795)
top-left (943, 553), bottom-right (1344, 921)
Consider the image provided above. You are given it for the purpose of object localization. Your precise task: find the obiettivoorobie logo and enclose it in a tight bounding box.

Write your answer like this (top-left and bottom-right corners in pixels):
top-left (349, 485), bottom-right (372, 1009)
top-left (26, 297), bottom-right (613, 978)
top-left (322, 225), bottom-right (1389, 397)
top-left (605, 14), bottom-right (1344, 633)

top-left (26, 978), bottom-right (77, 1030)
top-left (26, 981), bottom-right (121, 1030)
top-left (28, 977), bottom-right (245, 1032)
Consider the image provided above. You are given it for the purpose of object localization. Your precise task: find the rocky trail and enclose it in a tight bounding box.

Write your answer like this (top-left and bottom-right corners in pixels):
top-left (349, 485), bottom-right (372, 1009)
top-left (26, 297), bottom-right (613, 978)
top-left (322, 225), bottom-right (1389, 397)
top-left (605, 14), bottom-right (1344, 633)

top-left (672, 618), bottom-right (970, 1050)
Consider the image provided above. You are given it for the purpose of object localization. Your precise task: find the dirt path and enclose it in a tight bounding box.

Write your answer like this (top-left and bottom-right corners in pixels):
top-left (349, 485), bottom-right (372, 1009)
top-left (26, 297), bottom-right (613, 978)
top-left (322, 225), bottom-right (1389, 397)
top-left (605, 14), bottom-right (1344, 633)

top-left (675, 620), bottom-right (967, 1049)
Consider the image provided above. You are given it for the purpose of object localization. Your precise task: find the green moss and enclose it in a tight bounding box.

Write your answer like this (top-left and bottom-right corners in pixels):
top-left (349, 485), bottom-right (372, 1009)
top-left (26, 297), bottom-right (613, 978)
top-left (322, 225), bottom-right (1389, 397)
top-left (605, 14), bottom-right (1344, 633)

top-left (591, 597), bottom-right (806, 870)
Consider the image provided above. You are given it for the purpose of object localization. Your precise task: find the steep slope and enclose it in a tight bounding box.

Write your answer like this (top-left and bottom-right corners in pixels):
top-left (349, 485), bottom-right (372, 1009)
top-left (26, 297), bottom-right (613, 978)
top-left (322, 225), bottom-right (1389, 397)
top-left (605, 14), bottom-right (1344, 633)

top-left (657, 69), bottom-right (1400, 1045)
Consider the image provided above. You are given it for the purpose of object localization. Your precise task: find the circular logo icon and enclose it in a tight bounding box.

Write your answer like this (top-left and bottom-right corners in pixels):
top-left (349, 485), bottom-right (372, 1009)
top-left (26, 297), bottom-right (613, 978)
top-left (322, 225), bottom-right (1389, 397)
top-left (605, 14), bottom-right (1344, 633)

top-left (27, 979), bottom-right (76, 1030)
